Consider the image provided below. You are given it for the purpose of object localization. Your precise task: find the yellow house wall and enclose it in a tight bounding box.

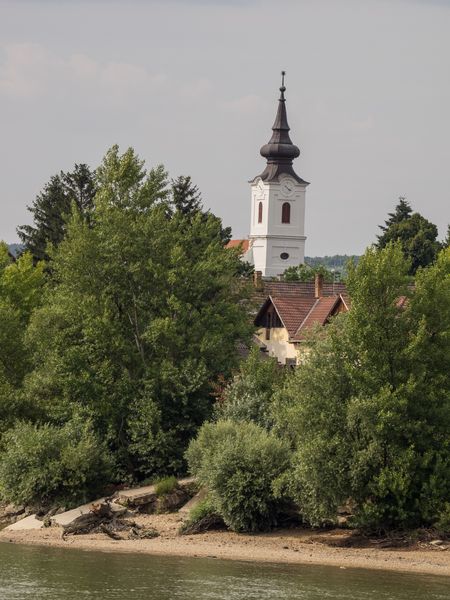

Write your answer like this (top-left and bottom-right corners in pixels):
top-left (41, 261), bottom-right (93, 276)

top-left (256, 327), bottom-right (299, 365)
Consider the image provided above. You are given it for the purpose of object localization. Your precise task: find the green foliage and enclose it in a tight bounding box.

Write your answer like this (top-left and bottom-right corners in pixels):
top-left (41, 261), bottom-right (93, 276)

top-left (186, 420), bottom-right (290, 532)
top-left (17, 163), bottom-right (96, 262)
top-left (0, 250), bottom-right (45, 430)
top-left (305, 255), bottom-right (360, 272)
top-left (377, 197), bottom-right (441, 274)
top-left (155, 476), bottom-right (178, 497)
top-left (0, 242), bottom-right (12, 270)
top-left (187, 497), bottom-right (216, 523)
top-left (179, 496), bottom-right (218, 533)
top-left (22, 145), bottom-right (252, 481)
top-left (236, 260), bottom-right (255, 278)
top-left (0, 252), bottom-right (45, 324)
top-left (170, 175), bottom-right (202, 215)
top-left (435, 503), bottom-right (450, 534)
top-left (169, 174), bottom-right (231, 244)
top-left (282, 263), bottom-right (334, 282)
top-left (214, 347), bottom-right (283, 429)
top-left (275, 243), bottom-right (450, 530)
top-left (0, 415), bottom-right (113, 507)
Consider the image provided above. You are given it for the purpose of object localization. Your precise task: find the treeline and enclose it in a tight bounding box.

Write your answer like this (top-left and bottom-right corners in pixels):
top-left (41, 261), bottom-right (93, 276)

top-left (0, 153), bottom-right (449, 537)
top-left (0, 146), bottom-right (251, 508)
top-left (305, 254), bottom-right (360, 271)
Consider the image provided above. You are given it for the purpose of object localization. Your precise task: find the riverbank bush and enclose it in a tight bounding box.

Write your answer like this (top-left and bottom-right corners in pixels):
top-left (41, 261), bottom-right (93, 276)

top-left (0, 416), bottom-right (113, 507)
top-left (186, 420), bottom-right (290, 532)
top-left (180, 496), bottom-right (224, 534)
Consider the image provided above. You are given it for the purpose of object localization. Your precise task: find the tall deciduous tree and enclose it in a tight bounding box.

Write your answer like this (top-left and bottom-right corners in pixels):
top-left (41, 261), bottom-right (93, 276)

top-left (17, 163), bottom-right (96, 261)
top-left (376, 197), bottom-right (441, 274)
top-left (24, 145), bottom-right (252, 478)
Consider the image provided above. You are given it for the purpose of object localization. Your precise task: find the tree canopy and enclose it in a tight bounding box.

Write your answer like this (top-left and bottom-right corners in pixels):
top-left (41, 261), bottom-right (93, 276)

top-left (376, 197), bottom-right (441, 274)
top-left (17, 163), bottom-right (96, 262)
top-left (19, 145), bottom-right (252, 482)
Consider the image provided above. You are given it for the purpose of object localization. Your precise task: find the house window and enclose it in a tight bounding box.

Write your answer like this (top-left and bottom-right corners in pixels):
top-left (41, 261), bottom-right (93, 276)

top-left (281, 202), bottom-right (291, 224)
top-left (258, 201), bottom-right (263, 224)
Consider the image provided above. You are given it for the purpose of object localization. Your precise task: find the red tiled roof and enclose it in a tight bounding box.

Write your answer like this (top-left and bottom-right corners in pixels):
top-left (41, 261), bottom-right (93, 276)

top-left (292, 295), bottom-right (342, 341)
top-left (252, 280), bottom-right (347, 308)
top-left (262, 281), bottom-right (347, 296)
top-left (226, 239), bottom-right (250, 253)
top-left (255, 291), bottom-right (349, 341)
top-left (270, 296), bottom-right (317, 337)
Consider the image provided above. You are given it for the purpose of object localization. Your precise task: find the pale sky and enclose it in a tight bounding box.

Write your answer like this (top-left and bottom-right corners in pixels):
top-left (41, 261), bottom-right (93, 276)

top-left (1, 0), bottom-right (449, 255)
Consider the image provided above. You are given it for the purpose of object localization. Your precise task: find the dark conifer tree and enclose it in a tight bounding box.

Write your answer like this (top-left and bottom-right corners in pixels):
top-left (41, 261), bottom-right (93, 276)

top-left (376, 197), bottom-right (440, 274)
top-left (170, 175), bottom-right (232, 244)
top-left (171, 175), bottom-right (202, 215)
top-left (17, 164), bottom-right (96, 261)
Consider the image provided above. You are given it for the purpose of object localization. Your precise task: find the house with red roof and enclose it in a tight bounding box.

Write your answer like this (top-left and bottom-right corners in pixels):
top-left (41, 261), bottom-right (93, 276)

top-left (253, 274), bottom-right (349, 365)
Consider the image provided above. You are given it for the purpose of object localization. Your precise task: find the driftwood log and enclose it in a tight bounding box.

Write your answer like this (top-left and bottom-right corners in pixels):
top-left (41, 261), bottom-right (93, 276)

top-left (61, 501), bottom-right (158, 541)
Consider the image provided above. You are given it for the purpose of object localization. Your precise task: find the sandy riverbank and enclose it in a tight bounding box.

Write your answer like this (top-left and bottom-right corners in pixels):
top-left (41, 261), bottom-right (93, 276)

top-left (1, 512), bottom-right (449, 577)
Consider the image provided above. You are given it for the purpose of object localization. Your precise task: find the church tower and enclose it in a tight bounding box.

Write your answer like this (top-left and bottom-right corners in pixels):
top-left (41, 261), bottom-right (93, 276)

top-left (249, 73), bottom-right (309, 277)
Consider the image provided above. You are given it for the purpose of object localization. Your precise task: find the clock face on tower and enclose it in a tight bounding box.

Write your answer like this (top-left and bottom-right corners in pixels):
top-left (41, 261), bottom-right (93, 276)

top-left (280, 179), bottom-right (294, 197)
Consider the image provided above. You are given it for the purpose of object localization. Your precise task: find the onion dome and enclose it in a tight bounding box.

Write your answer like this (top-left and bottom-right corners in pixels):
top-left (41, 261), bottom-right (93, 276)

top-left (253, 72), bottom-right (308, 184)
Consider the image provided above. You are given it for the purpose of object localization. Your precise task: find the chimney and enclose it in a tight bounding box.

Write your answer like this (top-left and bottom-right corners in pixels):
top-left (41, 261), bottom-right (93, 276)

top-left (314, 273), bottom-right (324, 298)
top-left (253, 270), bottom-right (263, 289)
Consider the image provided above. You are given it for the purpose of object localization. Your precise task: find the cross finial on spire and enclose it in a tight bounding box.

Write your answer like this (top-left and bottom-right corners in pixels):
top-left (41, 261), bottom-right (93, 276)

top-left (280, 70), bottom-right (286, 99)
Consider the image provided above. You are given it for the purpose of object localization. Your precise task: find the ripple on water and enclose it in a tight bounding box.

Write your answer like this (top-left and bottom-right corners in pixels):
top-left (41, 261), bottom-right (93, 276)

top-left (0, 542), bottom-right (448, 600)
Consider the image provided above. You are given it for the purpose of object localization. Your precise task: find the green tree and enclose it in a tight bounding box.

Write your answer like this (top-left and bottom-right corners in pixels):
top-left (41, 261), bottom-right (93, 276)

top-left (275, 243), bottom-right (450, 530)
top-left (23, 145), bottom-right (252, 480)
top-left (214, 347), bottom-right (283, 429)
top-left (377, 197), bottom-right (441, 274)
top-left (0, 251), bottom-right (45, 431)
top-left (186, 420), bottom-right (290, 532)
top-left (17, 163), bottom-right (96, 261)
top-left (0, 415), bottom-right (113, 507)
top-left (169, 174), bottom-right (231, 244)
top-left (170, 175), bottom-right (202, 215)
top-left (0, 242), bottom-right (12, 270)
top-left (282, 263), bottom-right (334, 282)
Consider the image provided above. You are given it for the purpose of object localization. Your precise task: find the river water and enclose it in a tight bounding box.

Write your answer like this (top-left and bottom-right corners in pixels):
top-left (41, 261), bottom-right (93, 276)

top-left (0, 542), bottom-right (448, 599)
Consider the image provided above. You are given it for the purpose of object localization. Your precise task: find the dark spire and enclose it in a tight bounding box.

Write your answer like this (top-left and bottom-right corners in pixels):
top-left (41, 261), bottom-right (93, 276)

top-left (254, 71), bottom-right (307, 184)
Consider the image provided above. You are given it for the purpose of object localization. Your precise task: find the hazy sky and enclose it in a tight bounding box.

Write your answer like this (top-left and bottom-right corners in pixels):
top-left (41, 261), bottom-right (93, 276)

top-left (1, 0), bottom-right (449, 255)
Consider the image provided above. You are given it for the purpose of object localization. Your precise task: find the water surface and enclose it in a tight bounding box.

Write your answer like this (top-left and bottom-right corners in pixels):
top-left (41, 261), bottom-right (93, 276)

top-left (0, 542), bottom-right (448, 599)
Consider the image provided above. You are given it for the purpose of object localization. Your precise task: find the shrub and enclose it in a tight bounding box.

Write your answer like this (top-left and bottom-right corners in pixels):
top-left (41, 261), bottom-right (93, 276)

top-left (155, 476), bottom-right (178, 497)
top-left (187, 497), bottom-right (215, 523)
top-left (186, 420), bottom-right (290, 532)
top-left (0, 415), bottom-right (113, 507)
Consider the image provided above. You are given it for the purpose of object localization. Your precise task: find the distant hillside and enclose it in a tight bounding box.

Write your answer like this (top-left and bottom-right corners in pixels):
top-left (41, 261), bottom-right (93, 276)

top-left (305, 255), bottom-right (360, 272)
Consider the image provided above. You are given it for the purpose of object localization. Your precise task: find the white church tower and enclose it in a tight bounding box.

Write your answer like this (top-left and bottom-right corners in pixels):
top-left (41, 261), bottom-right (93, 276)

top-left (249, 73), bottom-right (309, 278)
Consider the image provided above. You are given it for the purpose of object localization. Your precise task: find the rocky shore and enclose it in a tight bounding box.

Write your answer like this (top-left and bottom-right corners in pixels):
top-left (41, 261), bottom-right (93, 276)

top-left (1, 481), bottom-right (449, 578)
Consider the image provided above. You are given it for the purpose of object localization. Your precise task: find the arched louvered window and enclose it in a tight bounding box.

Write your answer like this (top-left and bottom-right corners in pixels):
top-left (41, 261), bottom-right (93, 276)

top-left (281, 202), bottom-right (291, 224)
top-left (258, 201), bottom-right (263, 224)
